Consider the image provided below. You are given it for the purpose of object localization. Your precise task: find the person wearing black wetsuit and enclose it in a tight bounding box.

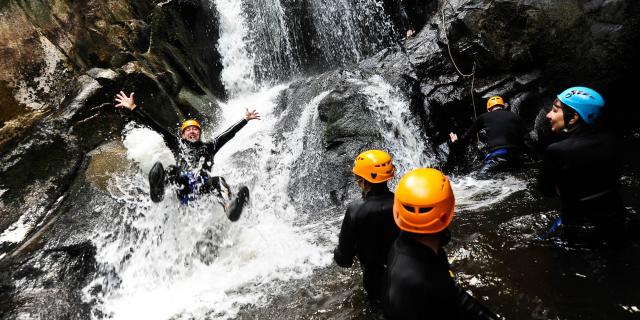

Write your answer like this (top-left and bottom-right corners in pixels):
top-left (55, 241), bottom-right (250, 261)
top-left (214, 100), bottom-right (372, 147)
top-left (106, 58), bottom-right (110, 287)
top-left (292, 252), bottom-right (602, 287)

top-left (114, 91), bottom-right (260, 221)
top-left (334, 150), bottom-right (399, 304)
top-left (399, 0), bottom-right (416, 38)
top-left (384, 168), bottom-right (498, 320)
top-left (449, 95), bottom-right (529, 178)
top-left (539, 86), bottom-right (628, 244)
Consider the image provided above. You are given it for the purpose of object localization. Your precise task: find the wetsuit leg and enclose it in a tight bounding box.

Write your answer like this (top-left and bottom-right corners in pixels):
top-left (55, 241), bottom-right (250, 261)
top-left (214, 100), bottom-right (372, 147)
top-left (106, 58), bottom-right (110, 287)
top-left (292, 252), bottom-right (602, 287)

top-left (149, 162), bottom-right (168, 202)
top-left (477, 151), bottom-right (523, 179)
top-left (476, 157), bottom-right (506, 179)
top-left (199, 176), bottom-right (230, 206)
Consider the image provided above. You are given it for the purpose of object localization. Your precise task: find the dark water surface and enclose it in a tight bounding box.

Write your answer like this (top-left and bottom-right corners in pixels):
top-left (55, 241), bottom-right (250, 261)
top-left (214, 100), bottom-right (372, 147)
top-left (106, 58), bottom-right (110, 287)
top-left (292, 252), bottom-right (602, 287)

top-left (238, 168), bottom-right (640, 320)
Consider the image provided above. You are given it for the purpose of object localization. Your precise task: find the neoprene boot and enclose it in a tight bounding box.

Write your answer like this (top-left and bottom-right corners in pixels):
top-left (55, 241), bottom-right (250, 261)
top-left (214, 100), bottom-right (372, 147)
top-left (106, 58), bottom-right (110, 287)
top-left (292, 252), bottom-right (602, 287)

top-left (226, 186), bottom-right (249, 222)
top-left (149, 162), bottom-right (166, 202)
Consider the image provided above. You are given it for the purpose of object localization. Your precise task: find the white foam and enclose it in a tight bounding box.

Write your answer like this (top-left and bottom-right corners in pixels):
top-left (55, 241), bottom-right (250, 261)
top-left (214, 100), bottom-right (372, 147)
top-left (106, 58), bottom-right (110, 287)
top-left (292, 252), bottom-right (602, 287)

top-left (451, 175), bottom-right (528, 211)
top-left (357, 75), bottom-right (433, 182)
top-left (88, 87), bottom-right (335, 319)
top-left (122, 124), bottom-right (176, 174)
top-left (213, 0), bottom-right (256, 96)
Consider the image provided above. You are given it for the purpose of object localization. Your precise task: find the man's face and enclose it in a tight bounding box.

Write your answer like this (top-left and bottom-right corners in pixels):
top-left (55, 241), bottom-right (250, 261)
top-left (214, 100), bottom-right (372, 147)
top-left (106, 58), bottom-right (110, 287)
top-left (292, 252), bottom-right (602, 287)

top-left (181, 126), bottom-right (201, 142)
top-left (546, 100), bottom-right (565, 133)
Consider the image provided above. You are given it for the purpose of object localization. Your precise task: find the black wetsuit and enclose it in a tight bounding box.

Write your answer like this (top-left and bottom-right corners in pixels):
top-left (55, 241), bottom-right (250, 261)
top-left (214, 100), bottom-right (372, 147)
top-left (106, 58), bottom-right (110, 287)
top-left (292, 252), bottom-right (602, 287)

top-left (132, 107), bottom-right (247, 202)
top-left (399, 0), bottom-right (413, 33)
top-left (538, 127), bottom-right (627, 244)
top-left (334, 183), bottom-right (399, 302)
top-left (383, 232), bottom-right (499, 320)
top-left (454, 109), bottom-right (528, 178)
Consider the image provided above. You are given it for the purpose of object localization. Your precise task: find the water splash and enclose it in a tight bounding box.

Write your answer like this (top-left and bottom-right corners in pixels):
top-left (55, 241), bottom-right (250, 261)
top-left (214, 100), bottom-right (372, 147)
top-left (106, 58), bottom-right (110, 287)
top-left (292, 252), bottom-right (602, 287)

top-left (213, 0), bottom-right (256, 96)
top-left (86, 86), bottom-right (337, 319)
top-left (451, 175), bottom-right (528, 212)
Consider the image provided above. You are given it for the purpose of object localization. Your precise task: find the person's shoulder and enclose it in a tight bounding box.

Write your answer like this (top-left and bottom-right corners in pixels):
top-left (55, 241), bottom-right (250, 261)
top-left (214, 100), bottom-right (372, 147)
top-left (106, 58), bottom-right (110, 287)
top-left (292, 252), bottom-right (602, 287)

top-left (347, 198), bottom-right (365, 213)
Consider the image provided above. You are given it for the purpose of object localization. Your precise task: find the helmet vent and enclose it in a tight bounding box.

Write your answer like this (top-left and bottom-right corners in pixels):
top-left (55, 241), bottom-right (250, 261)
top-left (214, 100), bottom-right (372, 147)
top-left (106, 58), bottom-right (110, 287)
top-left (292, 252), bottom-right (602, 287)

top-left (371, 172), bottom-right (377, 179)
top-left (403, 205), bottom-right (433, 214)
top-left (418, 207), bottom-right (432, 214)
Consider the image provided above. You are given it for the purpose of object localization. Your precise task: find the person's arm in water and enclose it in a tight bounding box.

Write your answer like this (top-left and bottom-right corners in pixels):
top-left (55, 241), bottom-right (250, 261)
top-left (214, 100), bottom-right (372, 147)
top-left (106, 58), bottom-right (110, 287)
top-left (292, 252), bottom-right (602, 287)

top-left (114, 91), bottom-right (180, 152)
top-left (445, 117), bottom-right (482, 170)
top-left (333, 202), bottom-right (359, 267)
top-left (210, 108), bottom-right (260, 153)
top-left (455, 286), bottom-right (501, 320)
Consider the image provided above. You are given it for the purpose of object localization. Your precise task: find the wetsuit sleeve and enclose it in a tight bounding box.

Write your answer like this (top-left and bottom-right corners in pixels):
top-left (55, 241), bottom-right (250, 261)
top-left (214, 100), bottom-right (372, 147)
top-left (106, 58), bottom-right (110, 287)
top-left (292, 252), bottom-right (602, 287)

top-left (210, 119), bottom-right (248, 154)
top-left (445, 117), bottom-right (481, 169)
top-left (538, 145), bottom-right (560, 197)
top-left (457, 117), bottom-right (482, 147)
top-left (131, 107), bottom-right (180, 152)
top-left (398, 0), bottom-right (413, 30)
top-left (334, 203), bottom-right (358, 267)
top-left (455, 286), bottom-right (501, 320)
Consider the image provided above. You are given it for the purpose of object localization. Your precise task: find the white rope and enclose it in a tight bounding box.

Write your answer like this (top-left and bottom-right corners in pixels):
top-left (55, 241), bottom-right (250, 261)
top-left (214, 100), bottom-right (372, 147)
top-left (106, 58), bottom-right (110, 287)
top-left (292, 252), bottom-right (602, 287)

top-left (440, 0), bottom-right (479, 141)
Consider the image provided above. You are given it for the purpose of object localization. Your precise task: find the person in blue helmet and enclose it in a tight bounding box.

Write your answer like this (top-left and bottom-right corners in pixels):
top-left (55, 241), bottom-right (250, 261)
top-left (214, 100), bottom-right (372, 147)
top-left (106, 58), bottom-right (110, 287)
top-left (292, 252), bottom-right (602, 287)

top-left (538, 86), bottom-right (629, 245)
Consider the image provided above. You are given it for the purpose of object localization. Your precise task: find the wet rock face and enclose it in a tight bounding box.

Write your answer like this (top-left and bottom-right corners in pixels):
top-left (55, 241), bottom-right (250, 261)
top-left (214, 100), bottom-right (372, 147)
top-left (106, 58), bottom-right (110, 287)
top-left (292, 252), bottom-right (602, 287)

top-left (0, 0), bottom-right (225, 317)
top-left (1, 0), bottom-right (639, 318)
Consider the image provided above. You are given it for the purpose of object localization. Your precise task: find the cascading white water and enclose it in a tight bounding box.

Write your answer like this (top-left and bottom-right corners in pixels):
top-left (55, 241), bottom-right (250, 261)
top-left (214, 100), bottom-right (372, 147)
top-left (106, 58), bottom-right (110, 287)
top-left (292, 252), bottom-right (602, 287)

top-left (245, 0), bottom-right (301, 82)
top-left (214, 0), bottom-right (256, 96)
top-left (225, 0), bottom-right (393, 84)
top-left (85, 1), bottom-right (527, 319)
top-left (306, 0), bottom-right (393, 67)
top-left (86, 87), bottom-right (336, 320)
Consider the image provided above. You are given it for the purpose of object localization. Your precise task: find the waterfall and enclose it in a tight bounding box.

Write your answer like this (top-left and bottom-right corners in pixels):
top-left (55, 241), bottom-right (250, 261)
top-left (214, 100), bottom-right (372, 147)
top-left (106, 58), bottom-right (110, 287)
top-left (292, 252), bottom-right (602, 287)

top-left (217, 0), bottom-right (394, 86)
top-left (85, 2), bottom-right (527, 319)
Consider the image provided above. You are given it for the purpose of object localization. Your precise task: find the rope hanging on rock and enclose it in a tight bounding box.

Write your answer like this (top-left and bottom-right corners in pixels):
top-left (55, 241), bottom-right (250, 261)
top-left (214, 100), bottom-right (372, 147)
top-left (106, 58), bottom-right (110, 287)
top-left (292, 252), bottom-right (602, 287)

top-left (440, 0), bottom-right (480, 141)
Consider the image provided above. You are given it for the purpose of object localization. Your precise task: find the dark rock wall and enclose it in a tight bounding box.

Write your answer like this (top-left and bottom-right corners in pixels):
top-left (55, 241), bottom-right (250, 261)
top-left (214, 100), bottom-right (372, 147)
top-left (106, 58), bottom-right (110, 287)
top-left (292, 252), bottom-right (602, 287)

top-left (0, 0), bottom-right (639, 318)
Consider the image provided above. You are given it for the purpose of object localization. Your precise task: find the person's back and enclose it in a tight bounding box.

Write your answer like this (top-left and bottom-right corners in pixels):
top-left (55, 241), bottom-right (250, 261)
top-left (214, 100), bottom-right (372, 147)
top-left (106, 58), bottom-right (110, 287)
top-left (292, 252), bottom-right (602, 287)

top-left (383, 168), bottom-right (499, 320)
top-left (449, 96), bottom-right (529, 178)
top-left (477, 109), bottom-right (526, 152)
top-left (384, 232), bottom-right (458, 320)
top-left (335, 183), bottom-right (398, 298)
top-left (334, 150), bottom-right (399, 302)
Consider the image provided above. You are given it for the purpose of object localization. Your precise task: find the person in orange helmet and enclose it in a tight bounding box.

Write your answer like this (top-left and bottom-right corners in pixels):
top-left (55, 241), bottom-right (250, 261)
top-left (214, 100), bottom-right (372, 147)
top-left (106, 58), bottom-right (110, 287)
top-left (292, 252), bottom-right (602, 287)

top-left (334, 150), bottom-right (400, 305)
top-left (383, 168), bottom-right (498, 320)
top-left (114, 91), bottom-right (260, 221)
top-left (449, 95), bottom-right (529, 178)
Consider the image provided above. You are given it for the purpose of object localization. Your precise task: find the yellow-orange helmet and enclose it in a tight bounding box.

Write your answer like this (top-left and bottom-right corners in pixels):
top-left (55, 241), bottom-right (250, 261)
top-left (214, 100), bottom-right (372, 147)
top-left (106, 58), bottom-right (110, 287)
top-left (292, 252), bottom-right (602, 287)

top-left (352, 150), bottom-right (394, 183)
top-left (180, 119), bottom-right (201, 133)
top-left (486, 96), bottom-right (505, 111)
top-left (393, 168), bottom-right (455, 234)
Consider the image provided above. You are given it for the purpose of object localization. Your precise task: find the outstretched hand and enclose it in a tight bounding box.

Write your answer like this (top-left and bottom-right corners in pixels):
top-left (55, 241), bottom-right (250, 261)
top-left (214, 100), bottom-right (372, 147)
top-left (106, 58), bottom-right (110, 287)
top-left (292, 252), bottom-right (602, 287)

top-left (449, 132), bottom-right (458, 143)
top-left (115, 91), bottom-right (136, 111)
top-left (245, 108), bottom-right (261, 121)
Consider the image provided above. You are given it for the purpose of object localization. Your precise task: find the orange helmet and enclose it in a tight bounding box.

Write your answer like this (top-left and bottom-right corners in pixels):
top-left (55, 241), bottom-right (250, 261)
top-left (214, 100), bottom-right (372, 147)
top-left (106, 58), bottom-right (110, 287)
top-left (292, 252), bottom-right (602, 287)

top-left (352, 150), bottom-right (394, 183)
top-left (486, 96), bottom-right (505, 111)
top-left (393, 168), bottom-right (455, 234)
top-left (180, 119), bottom-right (201, 133)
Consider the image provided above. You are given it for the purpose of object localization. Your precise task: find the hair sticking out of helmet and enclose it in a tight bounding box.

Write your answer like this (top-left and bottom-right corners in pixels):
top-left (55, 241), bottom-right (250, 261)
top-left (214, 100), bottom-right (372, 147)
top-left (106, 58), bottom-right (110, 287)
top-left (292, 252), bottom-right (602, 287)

top-left (486, 96), bottom-right (505, 111)
top-left (556, 86), bottom-right (604, 125)
top-left (393, 168), bottom-right (455, 234)
top-left (180, 119), bottom-right (201, 133)
top-left (352, 150), bottom-right (395, 183)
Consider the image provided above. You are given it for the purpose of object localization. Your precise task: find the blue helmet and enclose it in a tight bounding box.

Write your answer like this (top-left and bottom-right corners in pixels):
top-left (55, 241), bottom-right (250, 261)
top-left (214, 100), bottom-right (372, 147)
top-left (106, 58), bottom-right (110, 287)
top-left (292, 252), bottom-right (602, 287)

top-left (556, 86), bottom-right (605, 125)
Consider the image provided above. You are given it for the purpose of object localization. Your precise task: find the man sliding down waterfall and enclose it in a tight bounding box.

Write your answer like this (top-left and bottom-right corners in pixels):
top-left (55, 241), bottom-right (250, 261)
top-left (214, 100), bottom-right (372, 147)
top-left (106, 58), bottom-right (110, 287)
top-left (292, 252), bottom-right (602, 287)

top-left (114, 91), bottom-right (260, 221)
